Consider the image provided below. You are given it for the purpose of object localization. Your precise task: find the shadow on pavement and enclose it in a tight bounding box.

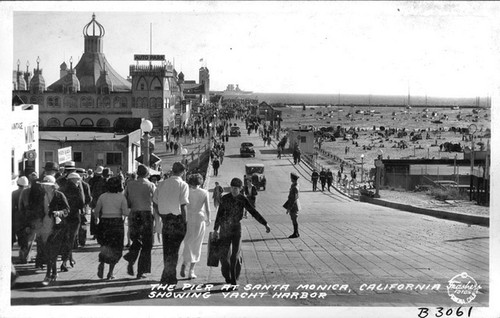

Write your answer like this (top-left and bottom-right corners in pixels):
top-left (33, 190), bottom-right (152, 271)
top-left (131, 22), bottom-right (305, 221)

top-left (12, 281), bottom-right (234, 305)
top-left (13, 277), bottom-right (153, 292)
top-left (11, 288), bottom-right (151, 305)
top-left (444, 236), bottom-right (489, 242)
top-left (242, 237), bottom-right (289, 243)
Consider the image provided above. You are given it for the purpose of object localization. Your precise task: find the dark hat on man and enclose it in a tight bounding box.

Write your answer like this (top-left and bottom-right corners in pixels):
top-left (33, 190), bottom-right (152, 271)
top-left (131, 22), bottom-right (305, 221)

top-left (230, 177), bottom-right (243, 187)
top-left (102, 168), bottom-right (113, 178)
top-left (290, 173), bottom-right (299, 181)
top-left (172, 162), bottom-right (186, 175)
top-left (44, 161), bottom-right (59, 172)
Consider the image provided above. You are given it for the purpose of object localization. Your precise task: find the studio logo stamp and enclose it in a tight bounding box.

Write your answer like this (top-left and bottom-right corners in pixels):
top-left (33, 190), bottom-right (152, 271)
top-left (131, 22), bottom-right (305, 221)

top-left (447, 272), bottom-right (481, 304)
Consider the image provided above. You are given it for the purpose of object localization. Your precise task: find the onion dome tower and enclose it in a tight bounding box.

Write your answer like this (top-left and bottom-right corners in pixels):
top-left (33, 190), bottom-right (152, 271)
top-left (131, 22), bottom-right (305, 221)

top-left (62, 57), bottom-right (80, 93)
top-left (47, 13), bottom-right (131, 93)
top-left (30, 56), bottom-right (46, 94)
top-left (96, 62), bottom-right (113, 94)
top-left (60, 61), bottom-right (68, 79)
top-left (23, 61), bottom-right (32, 88)
top-left (178, 71), bottom-right (185, 83)
top-left (15, 60), bottom-right (27, 91)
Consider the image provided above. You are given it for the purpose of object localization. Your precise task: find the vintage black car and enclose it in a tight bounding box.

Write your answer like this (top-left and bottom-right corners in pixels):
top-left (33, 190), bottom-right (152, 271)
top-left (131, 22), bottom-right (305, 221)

top-left (244, 163), bottom-right (266, 190)
top-left (230, 126), bottom-right (241, 137)
top-left (240, 142), bottom-right (255, 157)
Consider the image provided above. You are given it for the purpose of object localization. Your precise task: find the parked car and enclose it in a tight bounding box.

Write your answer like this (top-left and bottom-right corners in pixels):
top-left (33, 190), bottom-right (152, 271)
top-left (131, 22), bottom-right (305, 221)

top-left (240, 142), bottom-right (255, 157)
top-left (230, 126), bottom-right (241, 137)
top-left (244, 163), bottom-right (266, 190)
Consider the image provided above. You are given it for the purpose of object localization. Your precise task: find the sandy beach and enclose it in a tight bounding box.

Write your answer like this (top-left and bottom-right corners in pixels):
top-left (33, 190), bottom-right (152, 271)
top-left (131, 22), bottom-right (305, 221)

top-left (278, 105), bottom-right (490, 178)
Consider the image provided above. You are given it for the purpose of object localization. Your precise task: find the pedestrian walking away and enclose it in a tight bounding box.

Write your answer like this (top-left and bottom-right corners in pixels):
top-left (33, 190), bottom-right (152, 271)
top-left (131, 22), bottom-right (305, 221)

top-left (94, 177), bottom-right (129, 280)
top-left (283, 173), bottom-right (301, 238)
top-left (153, 162), bottom-right (189, 285)
top-left (181, 174), bottom-right (211, 280)
top-left (326, 169), bottom-right (333, 192)
top-left (212, 182), bottom-right (223, 211)
top-left (212, 156), bottom-right (220, 177)
top-left (59, 172), bottom-right (85, 272)
top-left (213, 178), bottom-right (270, 285)
top-left (242, 179), bottom-right (258, 219)
top-left (319, 168), bottom-right (326, 192)
top-left (123, 165), bottom-right (156, 279)
top-left (311, 169), bottom-right (319, 192)
top-left (12, 177), bottom-right (28, 250)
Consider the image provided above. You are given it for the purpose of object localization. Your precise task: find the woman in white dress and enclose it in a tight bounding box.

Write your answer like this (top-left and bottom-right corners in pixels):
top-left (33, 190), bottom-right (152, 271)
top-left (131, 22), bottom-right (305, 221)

top-left (181, 173), bottom-right (210, 279)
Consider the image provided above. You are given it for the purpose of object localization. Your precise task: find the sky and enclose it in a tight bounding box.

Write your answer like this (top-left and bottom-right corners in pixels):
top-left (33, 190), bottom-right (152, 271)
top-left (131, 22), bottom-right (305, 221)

top-left (4, 2), bottom-right (500, 98)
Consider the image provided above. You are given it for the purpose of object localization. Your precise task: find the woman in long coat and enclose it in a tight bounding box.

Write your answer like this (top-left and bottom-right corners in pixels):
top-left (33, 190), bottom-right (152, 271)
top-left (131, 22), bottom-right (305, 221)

top-left (181, 174), bottom-right (210, 279)
top-left (38, 175), bottom-right (70, 286)
top-left (94, 177), bottom-right (129, 279)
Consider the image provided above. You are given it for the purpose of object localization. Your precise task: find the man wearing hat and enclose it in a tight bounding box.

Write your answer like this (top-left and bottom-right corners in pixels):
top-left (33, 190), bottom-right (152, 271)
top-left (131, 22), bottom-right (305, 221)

top-left (213, 177), bottom-right (271, 285)
top-left (89, 167), bottom-right (111, 240)
top-left (56, 161), bottom-right (76, 188)
top-left (76, 168), bottom-right (92, 247)
top-left (153, 162), bottom-right (189, 285)
top-left (283, 173), bottom-right (301, 238)
top-left (12, 176), bottom-right (29, 258)
top-left (22, 161), bottom-right (60, 268)
top-left (59, 172), bottom-right (85, 270)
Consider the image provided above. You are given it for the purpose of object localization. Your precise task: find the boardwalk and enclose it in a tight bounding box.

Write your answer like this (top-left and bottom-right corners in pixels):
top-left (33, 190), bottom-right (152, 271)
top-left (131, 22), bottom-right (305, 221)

top-left (9, 122), bottom-right (490, 317)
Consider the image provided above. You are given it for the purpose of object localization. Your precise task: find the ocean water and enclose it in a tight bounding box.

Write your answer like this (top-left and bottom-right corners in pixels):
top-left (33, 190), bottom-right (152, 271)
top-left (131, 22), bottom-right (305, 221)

top-left (249, 92), bottom-right (488, 107)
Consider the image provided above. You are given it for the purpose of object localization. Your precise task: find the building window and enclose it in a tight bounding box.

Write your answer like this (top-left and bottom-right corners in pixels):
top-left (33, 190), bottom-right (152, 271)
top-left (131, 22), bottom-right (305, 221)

top-left (54, 97), bottom-right (60, 107)
top-left (73, 151), bottom-right (83, 163)
top-left (103, 96), bottom-right (111, 108)
top-left (106, 152), bottom-right (122, 166)
top-left (63, 118), bottom-right (78, 127)
top-left (47, 118), bottom-right (61, 127)
top-left (121, 97), bottom-right (128, 108)
top-left (64, 96), bottom-right (77, 108)
top-left (150, 98), bottom-right (156, 108)
top-left (152, 77), bottom-right (162, 90)
top-left (114, 97), bottom-right (121, 108)
top-left (97, 118), bottom-right (111, 127)
top-left (81, 96), bottom-right (94, 108)
top-left (137, 77), bottom-right (147, 91)
top-left (80, 118), bottom-right (94, 127)
top-left (44, 151), bottom-right (54, 162)
top-left (300, 136), bottom-right (307, 143)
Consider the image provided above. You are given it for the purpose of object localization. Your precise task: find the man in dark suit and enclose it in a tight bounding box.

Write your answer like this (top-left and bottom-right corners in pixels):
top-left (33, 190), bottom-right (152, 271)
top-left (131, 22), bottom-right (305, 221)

top-left (284, 173), bottom-right (301, 238)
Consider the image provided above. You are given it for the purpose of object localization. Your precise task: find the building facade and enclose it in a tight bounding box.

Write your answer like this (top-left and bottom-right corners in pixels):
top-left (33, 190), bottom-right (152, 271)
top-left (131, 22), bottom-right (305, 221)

top-left (12, 14), bottom-right (209, 140)
top-left (39, 130), bottom-right (142, 174)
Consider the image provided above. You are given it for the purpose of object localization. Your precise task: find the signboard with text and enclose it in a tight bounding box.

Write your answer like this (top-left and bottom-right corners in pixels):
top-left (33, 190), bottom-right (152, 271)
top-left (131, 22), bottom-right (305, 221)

top-left (58, 146), bottom-right (72, 164)
top-left (134, 54), bottom-right (165, 61)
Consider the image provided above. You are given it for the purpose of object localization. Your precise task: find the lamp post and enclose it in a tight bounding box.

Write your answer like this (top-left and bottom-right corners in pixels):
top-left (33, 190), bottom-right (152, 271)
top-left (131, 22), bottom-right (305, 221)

top-left (141, 119), bottom-right (153, 167)
top-left (360, 154), bottom-right (364, 183)
top-left (469, 124), bottom-right (477, 201)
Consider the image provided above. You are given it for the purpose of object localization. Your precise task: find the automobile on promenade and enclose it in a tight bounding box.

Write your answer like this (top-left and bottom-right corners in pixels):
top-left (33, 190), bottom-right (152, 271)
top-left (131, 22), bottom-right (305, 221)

top-left (230, 126), bottom-right (241, 137)
top-left (244, 163), bottom-right (266, 190)
top-left (240, 142), bottom-right (255, 157)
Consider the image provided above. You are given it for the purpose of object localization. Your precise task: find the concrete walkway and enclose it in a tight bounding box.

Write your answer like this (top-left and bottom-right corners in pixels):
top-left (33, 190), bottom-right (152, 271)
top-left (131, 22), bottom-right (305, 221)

top-left (8, 121), bottom-right (490, 317)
